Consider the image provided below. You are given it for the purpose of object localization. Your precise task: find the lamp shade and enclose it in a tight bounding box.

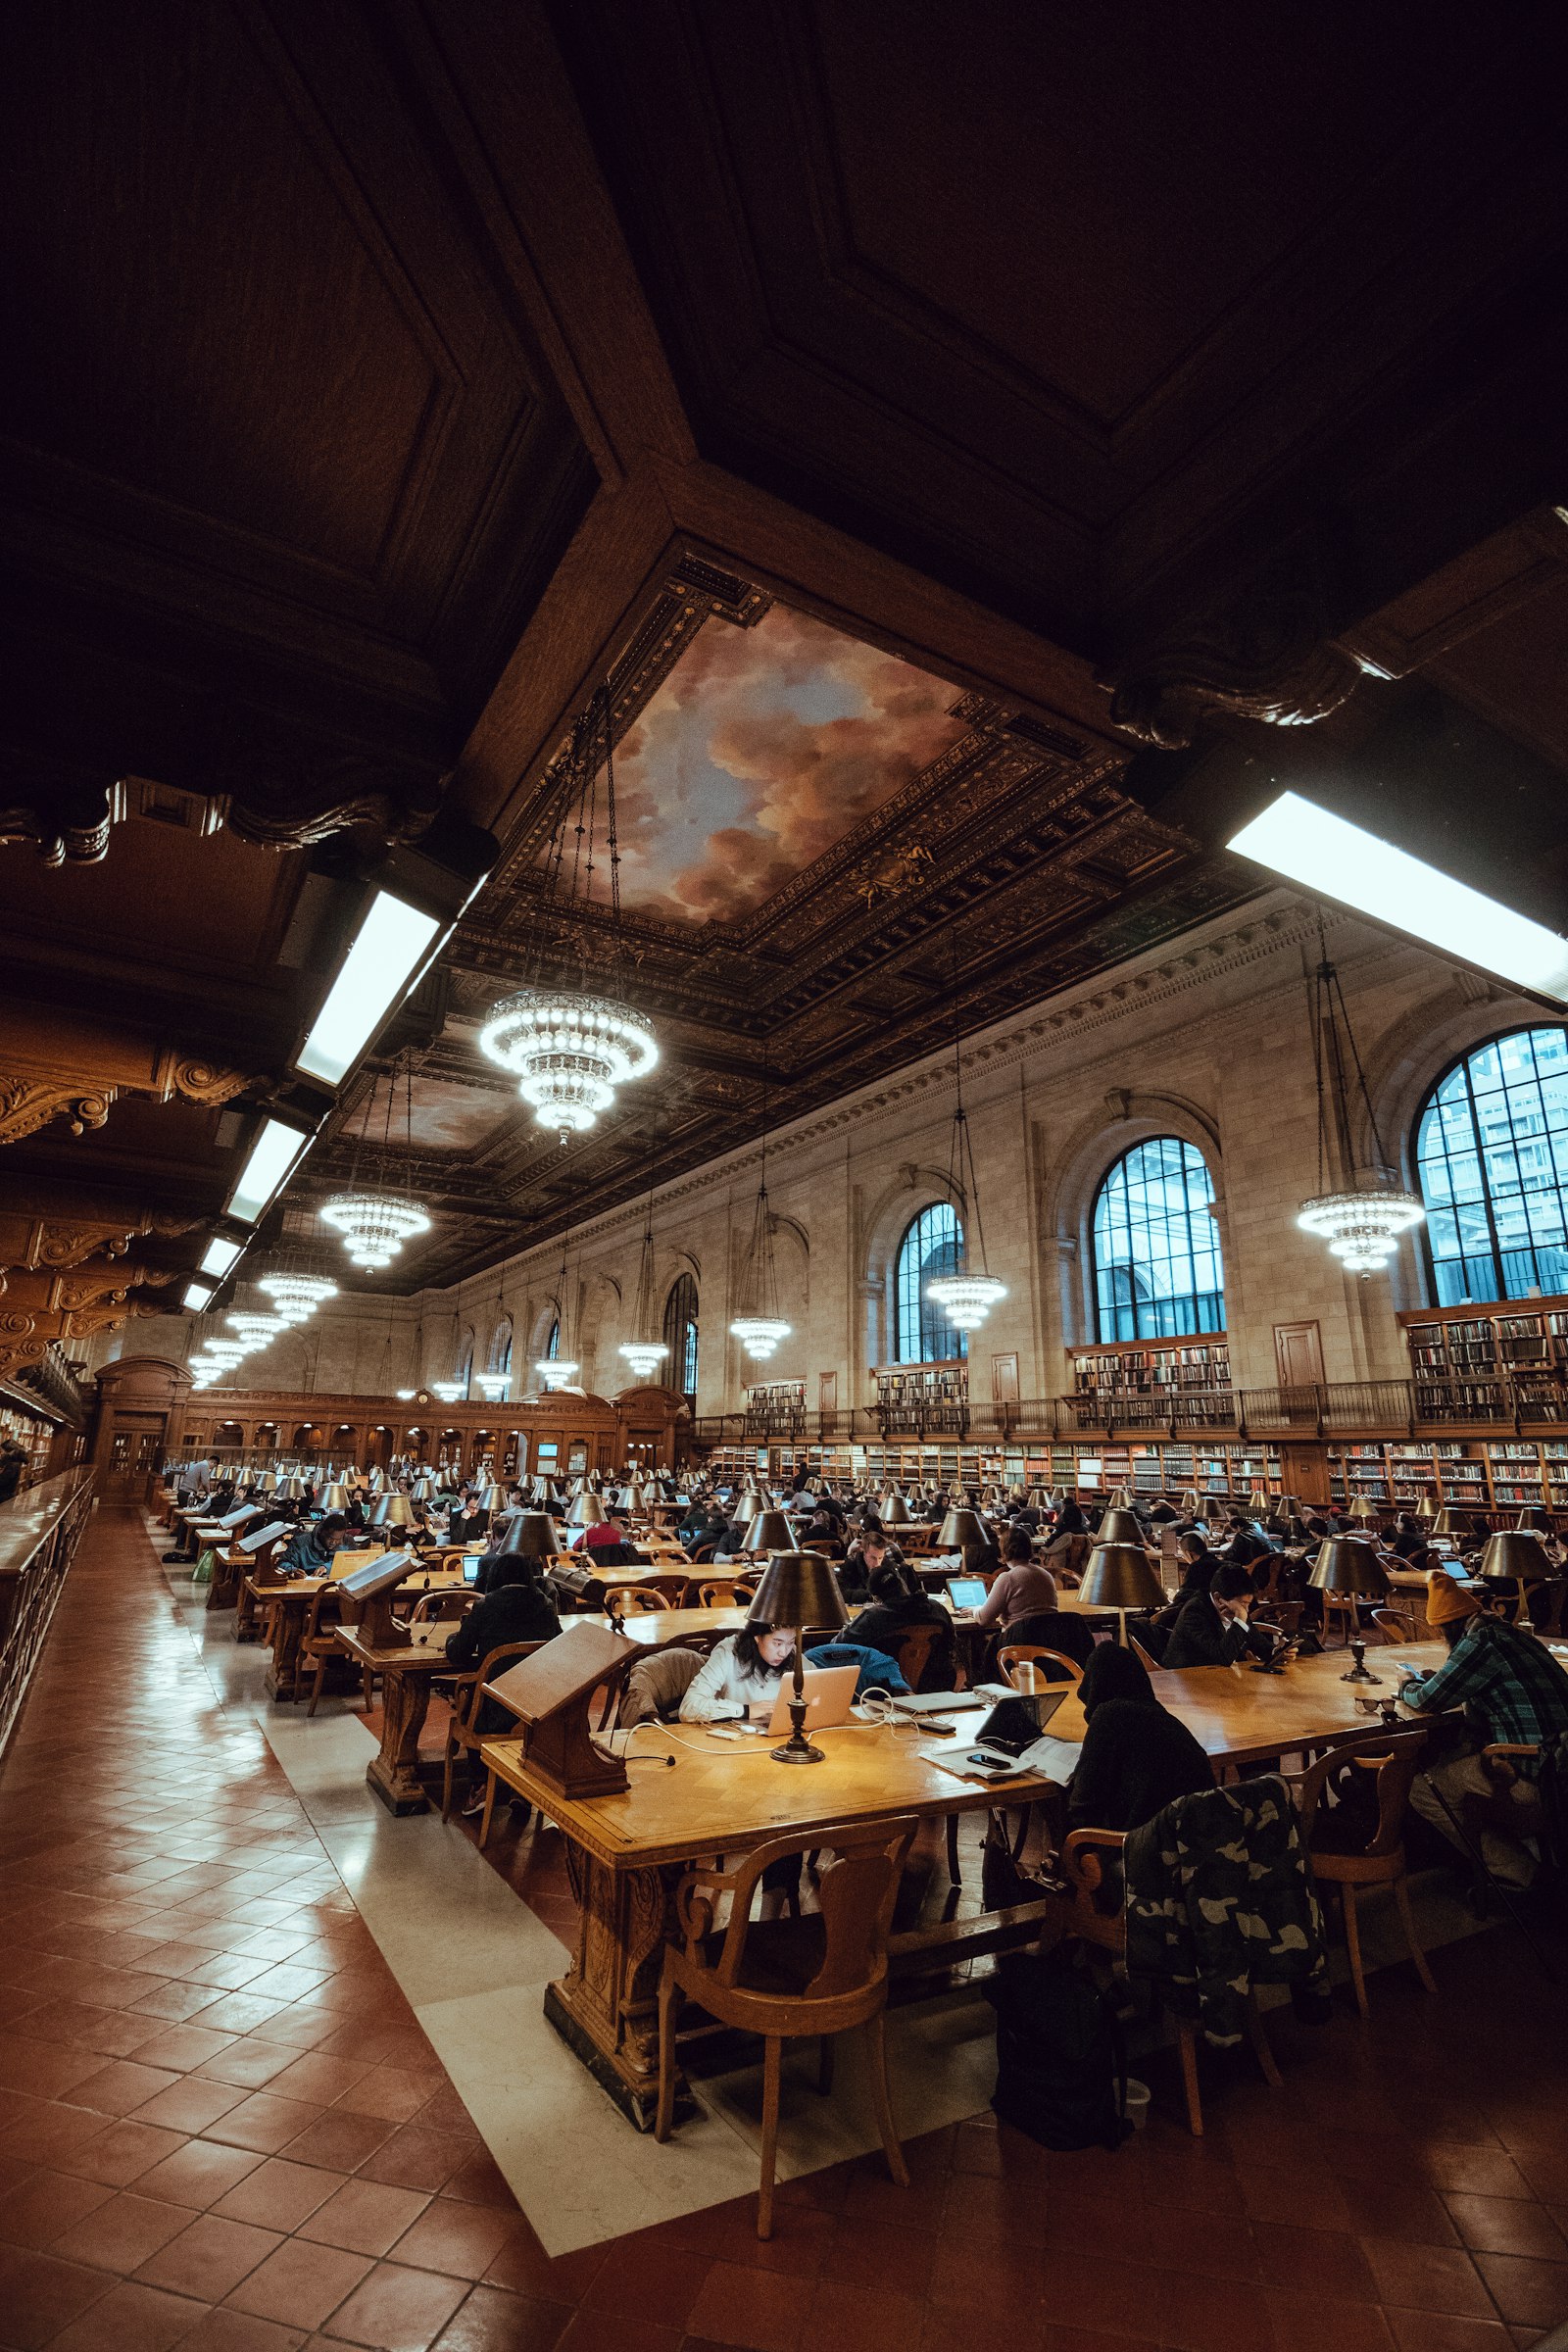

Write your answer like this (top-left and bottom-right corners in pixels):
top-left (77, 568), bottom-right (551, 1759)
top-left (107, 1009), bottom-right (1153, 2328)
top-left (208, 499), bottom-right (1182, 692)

top-left (1308, 1538), bottom-right (1389, 1595)
top-left (729, 1488), bottom-right (762, 1528)
top-left (478, 1484), bottom-right (509, 1515)
top-left (1514, 1506), bottom-right (1551, 1533)
top-left (566, 1489), bottom-right (610, 1528)
top-left (411, 1473), bottom-right (436, 1502)
top-left (1078, 1543), bottom-right (1166, 1612)
top-left (1096, 1507), bottom-right (1144, 1546)
top-left (1429, 1507), bottom-right (1472, 1540)
top-left (318, 1483), bottom-right (351, 1513)
top-left (937, 1507), bottom-right (988, 1553)
top-left (742, 1508), bottom-right (795, 1553)
top-left (1479, 1531), bottom-right (1546, 1582)
top-left (495, 1512), bottom-right (563, 1559)
top-left (1348, 1495), bottom-right (1381, 1523)
top-left (1102, 1486), bottom-right (1135, 1510)
top-left (880, 1493), bottom-right (913, 1527)
top-left (368, 1493), bottom-right (416, 1529)
top-left (745, 1551), bottom-right (849, 1635)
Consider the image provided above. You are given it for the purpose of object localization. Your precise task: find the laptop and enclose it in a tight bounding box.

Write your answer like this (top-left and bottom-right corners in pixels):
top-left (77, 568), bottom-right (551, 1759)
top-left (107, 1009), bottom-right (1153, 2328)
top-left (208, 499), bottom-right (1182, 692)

top-left (949, 1690), bottom-right (1071, 1778)
top-left (946, 1575), bottom-right (989, 1612)
top-left (462, 1552), bottom-right (484, 1586)
top-left (763, 1663), bottom-right (859, 1738)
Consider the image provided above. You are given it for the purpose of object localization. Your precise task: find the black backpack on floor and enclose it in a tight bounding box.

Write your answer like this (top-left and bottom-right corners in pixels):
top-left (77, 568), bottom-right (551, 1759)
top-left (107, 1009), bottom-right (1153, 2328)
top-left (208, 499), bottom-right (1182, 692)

top-left (987, 1946), bottom-right (1131, 2152)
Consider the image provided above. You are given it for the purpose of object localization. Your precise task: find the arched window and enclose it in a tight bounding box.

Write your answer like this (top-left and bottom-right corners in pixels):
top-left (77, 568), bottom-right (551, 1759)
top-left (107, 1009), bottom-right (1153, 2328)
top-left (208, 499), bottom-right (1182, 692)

top-left (545, 1318), bottom-right (560, 1360)
top-left (662, 1274), bottom-right (699, 1401)
top-left (488, 1320), bottom-right (513, 1377)
top-left (456, 1333), bottom-right (474, 1397)
top-left (1092, 1138), bottom-right (1224, 1342)
top-left (895, 1202), bottom-right (965, 1364)
top-left (1414, 1025), bottom-right (1568, 1304)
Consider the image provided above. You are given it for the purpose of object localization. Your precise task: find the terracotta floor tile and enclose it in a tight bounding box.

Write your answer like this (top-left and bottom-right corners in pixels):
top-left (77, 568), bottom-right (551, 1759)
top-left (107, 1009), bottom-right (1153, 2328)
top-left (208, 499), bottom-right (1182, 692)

top-left (129, 1980), bottom-right (233, 2024)
top-left (1384, 2313), bottom-right (1519, 2349)
top-left (427, 2282), bottom-right (572, 2352)
top-left (195, 2041), bottom-right (302, 2092)
top-left (60, 2117), bottom-right (190, 2186)
top-left (435, 2157), bottom-right (516, 2216)
top-left (0, 2240), bottom-right (113, 2349)
top-left (211, 2093), bottom-right (328, 2155)
top-left (133, 2078), bottom-right (250, 2136)
top-left (151, 2298), bottom-right (312, 2351)
top-left (1417, 2147), bottom-right (1538, 2202)
top-left (332, 2070), bottom-right (440, 2127)
top-left (1250, 2220), bottom-right (1380, 2302)
top-left (51, 2186), bottom-right (199, 2273)
top-left (1348, 2177), bottom-right (1466, 2248)
top-left (134, 2211), bottom-right (285, 2300)
top-left (318, 2259), bottom-right (470, 2350)
top-left (1157, 2269), bottom-right (1278, 2352)
top-left (193, 1996), bottom-right (300, 2038)
top-left (224, 2235), bottom-right (375, 2329)
top-left (298, 2181), bottom-right (434, 2260)
top-left (213, 2158), bottom-right (350, 2233)
top-left (1469, 2250), bottom-right (1568, 2328)
top-left (386, 2202), bottom-right (518, 2282)
top-left (678, 2257), bottom-right (817, 2352)
top-left (1444, 2196), bottom-right (1568, 2260)
top-left (73, 2058), bottom-right (184, 2117)
top-left (135, 2138), bottom-right (268, 2210)
top-left (1361, 2236), bottom-right (1497, 2319)
top-left (269, 2055), bottom-right (374, 2107)
top-left (18, 2000), bottom-right (165, 2059)
top-left (45, 2277), bottom-right (209, 2352)
top-left (0, 2164), bottom-right (116, 2250)
top-left (129, 2024), bottom-right (241, 2074)
top-left (0, 2037), bottom-right (109, 2101)
top-left (1263, 2288), bottom-right (1396, 2352)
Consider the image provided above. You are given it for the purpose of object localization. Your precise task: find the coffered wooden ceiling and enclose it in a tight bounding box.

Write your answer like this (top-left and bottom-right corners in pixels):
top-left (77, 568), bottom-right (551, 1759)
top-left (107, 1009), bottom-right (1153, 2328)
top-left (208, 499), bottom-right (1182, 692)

top-left (3, 0), bottom-right (1566, 1318)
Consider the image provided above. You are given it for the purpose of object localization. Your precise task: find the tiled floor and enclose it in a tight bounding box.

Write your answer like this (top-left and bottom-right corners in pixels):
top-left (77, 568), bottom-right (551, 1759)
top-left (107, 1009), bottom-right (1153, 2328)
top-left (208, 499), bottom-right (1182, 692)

top-left (0, 1507), bottom-right (1565, 2350)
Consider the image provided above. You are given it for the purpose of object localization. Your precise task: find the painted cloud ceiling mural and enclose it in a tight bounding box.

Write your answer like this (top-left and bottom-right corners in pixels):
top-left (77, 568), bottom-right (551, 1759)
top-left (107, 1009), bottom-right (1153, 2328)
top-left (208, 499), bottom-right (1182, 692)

top-left (611, 603), bottom-right (965, 924)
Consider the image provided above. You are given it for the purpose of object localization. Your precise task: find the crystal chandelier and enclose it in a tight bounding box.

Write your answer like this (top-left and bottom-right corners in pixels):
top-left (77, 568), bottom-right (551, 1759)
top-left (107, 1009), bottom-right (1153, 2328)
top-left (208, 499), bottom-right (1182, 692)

top-left (730, 1080), bottom-right (792, 1363)
top-left (618, 1149), bottom-right (669, 1383)
top-left (431, 1380), bottom-right (466, 1403)
top-left (321, 1061), bottom-right (431, 1270)
top-left (926, 943), bottom-right (1006, 1334)
top-left (475, 1370), bottom-right (511, 1400)
top-left (477, 685), bottom-right (658, 1141)
top-left (1297, 926), bottom-right (1425, 1274)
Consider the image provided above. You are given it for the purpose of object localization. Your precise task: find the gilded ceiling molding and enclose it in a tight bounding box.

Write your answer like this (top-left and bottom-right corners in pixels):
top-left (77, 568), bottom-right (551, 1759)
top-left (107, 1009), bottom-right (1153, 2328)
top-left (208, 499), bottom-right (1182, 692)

top-left (0, 1080), bottom-right (115, 1146)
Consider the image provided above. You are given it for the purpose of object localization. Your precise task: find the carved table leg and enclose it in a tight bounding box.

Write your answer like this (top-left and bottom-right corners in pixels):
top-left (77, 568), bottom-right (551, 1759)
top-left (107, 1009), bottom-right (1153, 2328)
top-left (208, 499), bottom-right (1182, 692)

top-left (235, 1580), bottom-right (261, 1645)
top-left (365, 1668), bottom-right (433, 1815)
top-left (541, 1838), bottom-right (687, 2129)
top-left (265, 1603), bottom-right (304, 1701)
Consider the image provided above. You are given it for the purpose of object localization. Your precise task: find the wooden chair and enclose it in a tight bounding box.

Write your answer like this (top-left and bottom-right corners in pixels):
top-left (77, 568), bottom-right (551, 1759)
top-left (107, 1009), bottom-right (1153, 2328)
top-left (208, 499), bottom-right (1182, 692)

top-left (606, 1586), bottom-right (674, 1613)
top-left (655, 1817), bottom-right (918, 2237)
top-left (409, 1590), bottom-right (475, 1625)
top-left (1278, 1724), bottom-right (1436, 2019)
top-left (1057, 1826), bottom-right (1281, 2135)
top-left (1370, 1604), bottom-right (1418, 1644)
top-left (698, 1578), bottom-right (740, 1606)
top-left (301, 1587), bottom-right (347, 1718)
top-left (440, 1640), bottom-right (547, 1830)
top-left (1320, 1589), bottom-right (1362, 1646)
top-left (999, 1643), bottom-right (1082, 1689)
top-left (1129, 1633), bottom-right (1163, 1673)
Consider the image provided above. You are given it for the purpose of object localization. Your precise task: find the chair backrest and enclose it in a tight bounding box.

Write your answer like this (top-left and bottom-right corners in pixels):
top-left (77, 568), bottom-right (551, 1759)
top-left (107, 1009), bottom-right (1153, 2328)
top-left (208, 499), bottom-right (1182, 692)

top-left (891, 1621), bottom-right (949, 1691)
top-left (999, 1643), bottom-right (1082, 1688)
top-left (1370, 1605), bottom-right (1417, 1645)
top-left (1128, 1633), bottom-right (1162, 1672)
top-left (607, 1586), bottom-right (672, 1613)
top-left (698, 1579), bottom-right (739, 1606)
top-left (617, 1644), bottom-right (707, 1726)
top-left (1282, 1723), bottom-right (1429, 1855)
top-left (713, 1817), bottom-right (918, 1995)
top-left (410, 1590), bottom-right (473, 1623)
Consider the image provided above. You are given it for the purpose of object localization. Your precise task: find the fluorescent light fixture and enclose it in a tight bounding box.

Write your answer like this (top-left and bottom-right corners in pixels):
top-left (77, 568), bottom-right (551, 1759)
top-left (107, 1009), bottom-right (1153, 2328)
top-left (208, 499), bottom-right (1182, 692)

top-left (226, 1117), bottom-right (314, 1224)
top-left (182, 1280), bottom-right (216, 1311)
top-left (199, 1237), bottom-right (244, 1279)
top-left (295, 889), bottom-right (442, 1085)
top-left (1228, 790), bottom-right (1568, 1004)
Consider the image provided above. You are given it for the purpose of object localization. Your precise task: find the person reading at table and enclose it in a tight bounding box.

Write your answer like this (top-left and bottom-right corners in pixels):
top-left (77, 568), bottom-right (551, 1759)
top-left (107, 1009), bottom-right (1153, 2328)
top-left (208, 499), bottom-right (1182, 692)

top-left (841, 1521), bottom-right (907, 1605)
top-left (1067, 1642), bottom-right (1213, 1839)
top-left (679, 1627), bottom-right (796, 1723)
top-left (973, 1528), bottom-right (1058, 1631)
top-left (1398, 1570), bottom-right (1568, 1889)
top-left (1160, 1562), bottom-right (1277, 1671)
top-left (445, 1553), bottom-right (563, 1818)
top-left (277, 1514), bottom-right (349, 1578)
top-left (845, 1560), bottom-right (955, 1687)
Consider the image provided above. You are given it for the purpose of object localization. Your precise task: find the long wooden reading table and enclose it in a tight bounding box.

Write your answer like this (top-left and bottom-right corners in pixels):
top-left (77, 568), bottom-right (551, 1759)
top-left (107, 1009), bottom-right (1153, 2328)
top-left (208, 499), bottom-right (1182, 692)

top-left (482, 1637), bottom-right (1447, 2128)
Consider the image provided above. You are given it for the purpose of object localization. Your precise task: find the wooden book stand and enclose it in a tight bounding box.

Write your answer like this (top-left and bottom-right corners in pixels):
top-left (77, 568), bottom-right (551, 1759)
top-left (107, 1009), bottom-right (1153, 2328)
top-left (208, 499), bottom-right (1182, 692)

top-left (484, 1620), bottom-right (637, 1799)
top-left (336, 1550), bottom-right (421, 1652)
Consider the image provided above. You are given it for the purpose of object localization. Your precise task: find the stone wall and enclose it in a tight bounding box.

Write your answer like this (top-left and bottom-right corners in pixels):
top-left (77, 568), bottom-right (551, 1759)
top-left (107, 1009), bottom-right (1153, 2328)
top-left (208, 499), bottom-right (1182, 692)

top-left (91, 891), bottom-right (1544, 1413)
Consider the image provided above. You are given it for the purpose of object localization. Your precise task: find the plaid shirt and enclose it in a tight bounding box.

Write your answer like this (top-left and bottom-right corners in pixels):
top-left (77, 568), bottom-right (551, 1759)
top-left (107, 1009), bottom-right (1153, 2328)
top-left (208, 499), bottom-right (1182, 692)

top-left (1402, 1617), bottom-right (1568, 1776)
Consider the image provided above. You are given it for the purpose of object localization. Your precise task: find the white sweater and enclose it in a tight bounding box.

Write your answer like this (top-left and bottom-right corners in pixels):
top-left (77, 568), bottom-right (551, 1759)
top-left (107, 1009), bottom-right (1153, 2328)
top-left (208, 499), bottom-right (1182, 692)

top-left (678, 1636), bottom-right (784, 1723)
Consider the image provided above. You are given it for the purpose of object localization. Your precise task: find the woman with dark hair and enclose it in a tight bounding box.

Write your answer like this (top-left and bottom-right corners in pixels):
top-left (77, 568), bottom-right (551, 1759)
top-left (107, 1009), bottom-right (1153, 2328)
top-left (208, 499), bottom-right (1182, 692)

top-left (277, 1514), bottom-right (349, 1577)
top-left (1066, 1642), bottom-right (1213, 1835)
top-left (680, 1626), bottom-right (797, 1722)
top-left (973, 1527), bottom-right (1058, 1630)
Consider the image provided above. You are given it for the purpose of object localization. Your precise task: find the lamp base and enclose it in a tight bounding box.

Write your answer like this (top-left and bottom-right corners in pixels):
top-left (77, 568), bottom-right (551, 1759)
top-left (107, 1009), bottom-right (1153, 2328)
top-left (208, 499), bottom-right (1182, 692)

top-left (771, 1737), bottom-right (825, 1763)
top-left (1340, 1664), bottom-right (1381, 1684)
top-left (771, 1693), bottom-right (823, 1763)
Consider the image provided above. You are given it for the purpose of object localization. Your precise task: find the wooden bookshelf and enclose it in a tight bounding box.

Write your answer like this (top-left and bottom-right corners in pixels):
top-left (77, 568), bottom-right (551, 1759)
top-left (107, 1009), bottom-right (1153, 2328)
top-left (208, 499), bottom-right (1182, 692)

top-left (1326, 1435), bottom-right (1568, 1520)
top-left (1399, 1298), bottom-right (1568, 1422)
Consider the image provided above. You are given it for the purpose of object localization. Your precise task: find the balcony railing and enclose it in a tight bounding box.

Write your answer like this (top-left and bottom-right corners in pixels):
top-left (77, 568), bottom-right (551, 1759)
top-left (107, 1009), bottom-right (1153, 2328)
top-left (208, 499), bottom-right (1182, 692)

top-left (687, 1371), bottom-right (1568, 1450)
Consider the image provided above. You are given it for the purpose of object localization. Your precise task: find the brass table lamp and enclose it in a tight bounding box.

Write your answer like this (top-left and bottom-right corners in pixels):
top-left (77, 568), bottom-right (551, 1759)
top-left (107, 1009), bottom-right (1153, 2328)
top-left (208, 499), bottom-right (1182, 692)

top-left (1309, 1538), bottom-right (1389, 1680)
top-left (495, 1511), bottom-right (564, 1559)
top-left (936, 1506), bottom-right (990, 1572)
top-left (746, 1550), bottom-right (849, 1762)
top-left (742, 1508), bottom-right (795, 1554)
top-left (1095, 1507), bottom-right (1143, 1547)
top-left (1077, 1542), bottom-right (1165, 1646)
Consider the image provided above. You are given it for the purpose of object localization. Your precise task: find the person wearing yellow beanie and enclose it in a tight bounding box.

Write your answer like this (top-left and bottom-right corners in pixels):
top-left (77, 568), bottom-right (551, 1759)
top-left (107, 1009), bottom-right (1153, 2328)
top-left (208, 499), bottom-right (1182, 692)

top-left (1399, 1569), bottom-right (1568, 1887)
